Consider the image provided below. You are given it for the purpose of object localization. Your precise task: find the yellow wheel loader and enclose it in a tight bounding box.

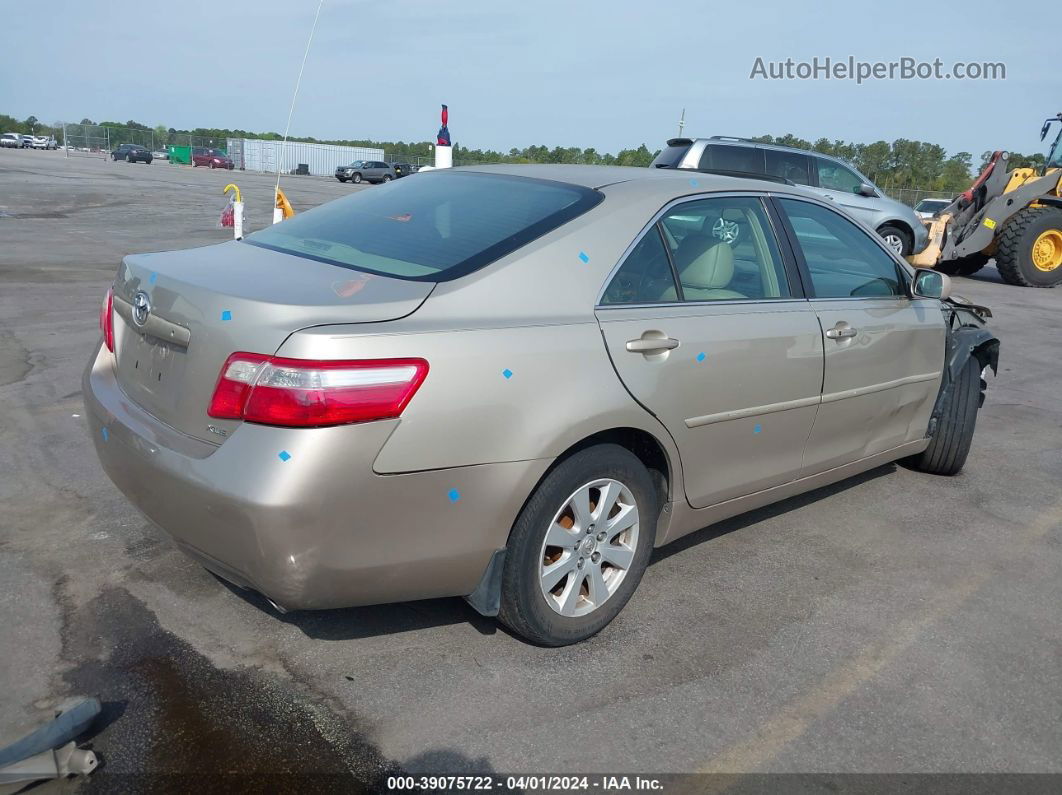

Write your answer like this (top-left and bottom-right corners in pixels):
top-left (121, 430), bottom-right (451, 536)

top-left (909, 113), bottom-right (1062, 287)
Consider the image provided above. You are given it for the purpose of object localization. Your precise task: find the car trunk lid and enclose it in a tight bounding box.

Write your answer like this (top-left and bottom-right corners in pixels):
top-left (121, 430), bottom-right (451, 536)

top-left (110, 240), bottom-right (433, 443)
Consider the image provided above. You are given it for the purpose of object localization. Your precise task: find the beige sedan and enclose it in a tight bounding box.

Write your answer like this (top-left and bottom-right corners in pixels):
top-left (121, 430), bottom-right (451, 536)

top-left (84, 165), bottom-right (999, 645)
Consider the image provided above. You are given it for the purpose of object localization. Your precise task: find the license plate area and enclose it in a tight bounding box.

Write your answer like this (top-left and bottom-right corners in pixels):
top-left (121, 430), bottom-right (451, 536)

top-left (115, 330), bottom-right (190, 418)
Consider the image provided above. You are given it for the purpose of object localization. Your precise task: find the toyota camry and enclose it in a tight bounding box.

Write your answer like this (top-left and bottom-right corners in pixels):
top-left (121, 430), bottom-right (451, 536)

top-left (84, 165), bottom-right (999, 645)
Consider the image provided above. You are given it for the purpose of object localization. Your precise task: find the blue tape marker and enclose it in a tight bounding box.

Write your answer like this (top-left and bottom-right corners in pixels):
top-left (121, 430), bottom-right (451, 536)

top-left (502, 368), bottom-right (513, 379)
top-left (220, 310), bottom-right (232, 321)
top-left (278, 450), bottom-right (291, 462)
top-left (149, 272), bottom-right (157, 284)
top-left (689, 179), bottom-right (699, 187)
top-left (696, 352), bottom-right (706, 362)
top-left (753, 424), bottom-right (762, 434)
top-left (448, 488), bottom-right (461, 503)
top-left (578, 251), bottom-right (590, 264)
top-left (101, 427), bottom-right (109, 442)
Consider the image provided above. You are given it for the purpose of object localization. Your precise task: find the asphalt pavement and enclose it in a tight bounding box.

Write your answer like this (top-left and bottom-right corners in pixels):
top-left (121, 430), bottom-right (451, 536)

top-left (1, 147), bottom-right (1059, 790)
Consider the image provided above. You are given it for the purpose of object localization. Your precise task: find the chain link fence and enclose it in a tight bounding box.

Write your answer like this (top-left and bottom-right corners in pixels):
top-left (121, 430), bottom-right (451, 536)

top-left (59, 123), bottom-right (130, 157)
top-left (885, 187), bottom-right (956, 208)
top-left (59, 123), bottom-right (228, 162)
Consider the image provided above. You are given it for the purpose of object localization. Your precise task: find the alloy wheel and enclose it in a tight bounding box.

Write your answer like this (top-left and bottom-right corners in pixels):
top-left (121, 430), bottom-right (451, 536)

top-left (538, 478), bottom-right (640, 617)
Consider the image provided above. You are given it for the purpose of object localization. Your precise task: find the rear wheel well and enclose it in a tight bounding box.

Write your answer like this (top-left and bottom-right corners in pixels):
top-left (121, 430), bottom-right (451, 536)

top-left (543, 428), bottom-right (672, 529)
top-left (469, 427), bottom-right (674, 618)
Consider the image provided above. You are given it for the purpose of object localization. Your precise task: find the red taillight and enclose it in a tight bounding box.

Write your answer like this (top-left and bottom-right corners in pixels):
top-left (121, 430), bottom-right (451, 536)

top-left (208, 353), bottom-right (429, 428)
top-left (99, 287), bottom-right (114, 352)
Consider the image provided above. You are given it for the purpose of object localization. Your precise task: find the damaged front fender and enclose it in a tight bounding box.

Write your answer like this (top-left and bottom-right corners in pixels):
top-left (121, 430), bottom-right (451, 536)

top-left (927, 301), bottom-right (1000, 437)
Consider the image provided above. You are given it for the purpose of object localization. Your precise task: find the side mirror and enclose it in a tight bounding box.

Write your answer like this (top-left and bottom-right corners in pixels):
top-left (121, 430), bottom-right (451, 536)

top-left (856, 183), bottom-right (879, 198)
top-left (912, 268), bottom-right (952, 300)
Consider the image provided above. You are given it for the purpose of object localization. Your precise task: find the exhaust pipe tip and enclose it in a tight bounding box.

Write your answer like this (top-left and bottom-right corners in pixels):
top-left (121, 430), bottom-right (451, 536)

top-left (265, 597), bottom-right (289, 615)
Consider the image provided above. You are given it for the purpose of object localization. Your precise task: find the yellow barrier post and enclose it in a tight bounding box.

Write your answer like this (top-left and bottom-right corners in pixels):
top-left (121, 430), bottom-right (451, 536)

top-left (223, 183), bottom-right (244, 240)
top-left (274, 187), bottom-right (295, 224)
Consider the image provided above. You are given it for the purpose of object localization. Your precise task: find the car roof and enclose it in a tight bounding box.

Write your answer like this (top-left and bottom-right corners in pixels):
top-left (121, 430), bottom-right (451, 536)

top-left (448, 163), bottom-right (826, 201)
top-left (678, 136), bottom-right (865, 172)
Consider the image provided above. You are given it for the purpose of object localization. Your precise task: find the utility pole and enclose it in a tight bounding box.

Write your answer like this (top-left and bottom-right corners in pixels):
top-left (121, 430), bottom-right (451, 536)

top-left (678, 108), bottom-right (686, 138)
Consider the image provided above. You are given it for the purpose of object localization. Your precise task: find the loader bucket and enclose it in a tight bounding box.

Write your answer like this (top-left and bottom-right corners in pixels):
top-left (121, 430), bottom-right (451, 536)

top-left (907, 214), bottom-right (950, 268)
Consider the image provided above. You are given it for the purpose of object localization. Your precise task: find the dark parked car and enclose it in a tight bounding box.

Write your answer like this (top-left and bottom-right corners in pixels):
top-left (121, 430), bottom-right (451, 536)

top-left (334, 160), bottom-right (395, 184)
top-left (111, 144), bottom-right (152, 164)
top-left (390, 162), bottom-right (414, 178)
top-left (192, 148), bottom-right (234, 169)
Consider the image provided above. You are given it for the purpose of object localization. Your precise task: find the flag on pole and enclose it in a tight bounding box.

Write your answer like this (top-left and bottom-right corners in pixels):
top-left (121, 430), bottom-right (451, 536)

top-left (437, 104), bottom-right (451, 147)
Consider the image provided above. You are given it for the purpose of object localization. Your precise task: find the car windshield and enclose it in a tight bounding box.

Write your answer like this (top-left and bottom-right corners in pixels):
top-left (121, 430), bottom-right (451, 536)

top-left (915, 199), bottom-right (948, 212)
top-left (348, 161), bottom-right (364, 168)
top-left (244, 171), bottom-right (603, 282)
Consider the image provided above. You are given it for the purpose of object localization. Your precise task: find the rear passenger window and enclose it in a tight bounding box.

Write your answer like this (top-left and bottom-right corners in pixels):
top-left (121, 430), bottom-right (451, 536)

top-left (699, 144), bottom-right (766, 174)
top-left (765, 150), bottom-right (811, 185)
top-left (779, 199), bottom-right (904, 298)
top-left (601, 228), bottom-right (678, 305)
top-left (659, 197), bottom-right (791, 301)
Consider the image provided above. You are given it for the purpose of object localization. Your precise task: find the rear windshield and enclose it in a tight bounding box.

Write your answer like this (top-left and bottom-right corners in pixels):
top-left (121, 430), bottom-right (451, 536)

top-left (244, 171), bottom-right (603, 281)
top-left (651, 143), bottom-right (693, 168)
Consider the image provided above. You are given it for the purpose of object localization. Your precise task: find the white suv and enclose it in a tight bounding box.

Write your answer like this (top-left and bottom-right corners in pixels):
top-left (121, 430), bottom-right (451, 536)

top-left (32, 136), bottom-right (58, 150)
top-left (0, 133), bottom-right (20, 148)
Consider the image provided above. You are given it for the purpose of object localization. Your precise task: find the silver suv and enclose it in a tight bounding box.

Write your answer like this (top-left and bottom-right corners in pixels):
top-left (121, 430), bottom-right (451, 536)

top-left (653, 137), bottom-right (928, 256)
top-left (334, 160), bottom-right (396, 184)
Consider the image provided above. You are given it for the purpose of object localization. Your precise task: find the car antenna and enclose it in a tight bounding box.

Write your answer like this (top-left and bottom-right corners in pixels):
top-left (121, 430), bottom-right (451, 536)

top-left (274, 0), bottom-right (326, 224)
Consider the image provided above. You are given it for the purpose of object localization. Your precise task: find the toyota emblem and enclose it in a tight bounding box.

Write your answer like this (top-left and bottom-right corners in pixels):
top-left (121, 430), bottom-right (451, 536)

top-left (132, 290), bottom-right (151, 327)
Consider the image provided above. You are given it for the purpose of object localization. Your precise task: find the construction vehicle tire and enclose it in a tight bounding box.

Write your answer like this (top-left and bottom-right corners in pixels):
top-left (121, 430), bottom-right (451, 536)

top-left (937, 253), bottom-right (989, 277)
top-left (996, 207), bottom-right (1062, 287)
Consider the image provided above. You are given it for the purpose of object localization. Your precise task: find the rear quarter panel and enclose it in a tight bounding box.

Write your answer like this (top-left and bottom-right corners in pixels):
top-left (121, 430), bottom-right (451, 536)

top-left (274, 181), bottom-right (687, 480)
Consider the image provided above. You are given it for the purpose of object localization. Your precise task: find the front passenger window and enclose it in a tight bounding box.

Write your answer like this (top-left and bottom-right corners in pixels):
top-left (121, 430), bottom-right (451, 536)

top-left (816, 159), bottom-right (863, 193)
top-left (779, 199), bottom-right (904, 298)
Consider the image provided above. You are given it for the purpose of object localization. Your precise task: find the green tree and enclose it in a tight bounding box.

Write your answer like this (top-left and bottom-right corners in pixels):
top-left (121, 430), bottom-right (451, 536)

top-left (936, 152), bottom-right (974, 192)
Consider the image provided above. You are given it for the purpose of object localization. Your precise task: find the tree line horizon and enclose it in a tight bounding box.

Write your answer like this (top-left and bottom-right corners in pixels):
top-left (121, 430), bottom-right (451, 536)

top-left (3, 112), bottom-right (1050, 193)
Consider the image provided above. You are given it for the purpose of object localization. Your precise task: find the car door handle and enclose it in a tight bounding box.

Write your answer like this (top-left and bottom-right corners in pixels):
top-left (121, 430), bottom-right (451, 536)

top-left (626, 335), bottom-right (680, 353)
top-left (825, 324), bottom-right (858, 339)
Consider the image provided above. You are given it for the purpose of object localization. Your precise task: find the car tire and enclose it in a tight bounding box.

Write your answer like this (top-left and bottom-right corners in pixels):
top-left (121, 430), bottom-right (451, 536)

top-left (337, 177), bottom-right (348, 183)
top-left (209, 161), bottom-right (216, 169)
top-left (498, 444), bottom-right (657, 646)
top-left (352, 173), bottom-right (362, 184)
top-left (904, 357), bottom-right (981, 476)
top-left (382, 175), bottom-right (392, 182)
top-left (126, 154), bottom-right (134, 163)
top-left (996, 207), bottom-right (1062, 288)
top-left (878, 224), bottom-right (912, 257)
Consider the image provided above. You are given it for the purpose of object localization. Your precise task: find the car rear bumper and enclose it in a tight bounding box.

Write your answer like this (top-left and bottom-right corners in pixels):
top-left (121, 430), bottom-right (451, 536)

top-left (83, 343), bottom-right (550, 610)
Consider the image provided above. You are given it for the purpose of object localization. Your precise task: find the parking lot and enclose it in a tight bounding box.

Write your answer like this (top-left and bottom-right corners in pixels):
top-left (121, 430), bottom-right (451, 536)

top-left (1, 146), bottom-right (1060, 787)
